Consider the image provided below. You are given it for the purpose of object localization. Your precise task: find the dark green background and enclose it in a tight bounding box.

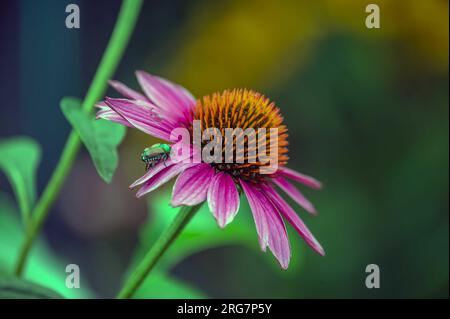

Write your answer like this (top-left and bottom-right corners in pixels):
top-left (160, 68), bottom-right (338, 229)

top-left (0, 0), bottom-right (448, 298)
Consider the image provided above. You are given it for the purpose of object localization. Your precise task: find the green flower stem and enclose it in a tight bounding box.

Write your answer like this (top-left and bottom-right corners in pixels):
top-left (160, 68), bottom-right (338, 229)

top-left (14, 0), bottom-right (143, 277)
top-left (117, 204), bottom-right (202, 299)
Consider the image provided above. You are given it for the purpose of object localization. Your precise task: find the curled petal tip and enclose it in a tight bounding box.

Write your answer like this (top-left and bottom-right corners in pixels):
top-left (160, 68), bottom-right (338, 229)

top-left (308, 206), bottom-right (318, 216)
top-left (307, 179), bottom-right (323, 190)
top-left (135, 70), bottom-right (146, 77)
top-left (315, 244), bottom-right (326, 256)
top-left (129, 180), bottom-right (141, 189)
top-left (216, 220), bottom-right (227, 229)
top-left (170, 200), bottom-right (181, 207)
top-left (129, 181), bottom-right (139, 189)
top-left (309, 238), bottom-right (325, 257)
top-left (279, 168), bottom-right (324, 190)
top-left (280, 264), bottom-right (289, 270)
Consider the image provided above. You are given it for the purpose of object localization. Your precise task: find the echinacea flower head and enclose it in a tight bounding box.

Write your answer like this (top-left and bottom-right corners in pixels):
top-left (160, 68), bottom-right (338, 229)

top-left (97, 71), bottom-right (324, 269)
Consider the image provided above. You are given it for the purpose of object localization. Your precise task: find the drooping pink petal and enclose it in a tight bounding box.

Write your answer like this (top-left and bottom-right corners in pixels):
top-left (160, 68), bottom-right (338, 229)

top-left (136, 71), bottom-right (195, 123)
top-left (278, 167), bottom-right (323, 190)
top-left (263, 185), bottom-right (325, 256)
top-left (104, 97), bottom-right (161, 123)
top-left (171, 164), bottom-right (215, 207)
top-left (104, 97), bottom-right (172, 141)
top-left (129, 159), bottom-right (175, 188)
top-left (241, 180), bottom-right (291, 269)
top-left (240, 181), bottom-right (269, 250)
top-left (95, 101), bottom-right (109, 110)
top-left (109, 80), bottom-right (148, 101)
top-left (136, 162), bottom-right (189, 198)
top-left (264, 201), bottom-right (291, 270)
top-left (130, 144), bottom-right (199, 189)
top-left (96, 108), bottom-right (134, 128)
top-left (273, 176), bottom-right (317, 215)
top-left (207, 172), bottom-right (240, 228)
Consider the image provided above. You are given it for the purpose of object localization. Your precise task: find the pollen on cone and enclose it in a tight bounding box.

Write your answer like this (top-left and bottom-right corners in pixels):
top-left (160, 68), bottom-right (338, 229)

top-left (192, 89), bottom-right (289, 180)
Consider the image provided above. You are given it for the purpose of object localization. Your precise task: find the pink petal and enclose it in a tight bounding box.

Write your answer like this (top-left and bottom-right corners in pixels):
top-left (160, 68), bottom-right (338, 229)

top-left (96, 109), bottom-right (134, 128)
top-left (240, 181), bottom-right (269, 250)
top-left (278, 167), bottom-right (323, 190)
top-left (171, 164), bottom-right (215, 207)
top-left (207, 172), bottom-right (240, 228)
top-left (104, 97), bottom-right (172, 141)
top-left (136, 71), bottom-right (195, 122)
top-left (95, 101), bottom-right (108, 110)
top-left (264, 185), bottom-right (325, 256)
top-left (129, 159), bottom-right (175, 188)
top-left (241, 180), bottom-right (291, 269)
top-left (96, 101), bottom-right (132, 127)
top-left (273, 176), bottom-right (317, 215)
top-left (264, 203), bottom-right (291, 270)
top-left (170, 142), bottom-right (200, 164)
top-left (136, 162), bottom-right (189, 198)
top-left (109, 80), bottom-right (148, 101)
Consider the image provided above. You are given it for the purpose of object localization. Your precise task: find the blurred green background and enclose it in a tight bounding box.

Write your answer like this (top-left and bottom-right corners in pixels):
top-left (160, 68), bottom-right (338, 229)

top-left (0, 0), bottom-right (448, 298)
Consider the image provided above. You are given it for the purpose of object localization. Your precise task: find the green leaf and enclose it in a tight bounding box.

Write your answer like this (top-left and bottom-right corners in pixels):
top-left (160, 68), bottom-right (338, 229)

top-left (0, 137), bottom-right (41, 223)
top-left (121, 194), bottom-right (256, 299)
top-left (137, 193), bottom-right (257, 272)
top-left (126, 191), bottom-right (308, 299)
top-left (60, 97), bottom-right (126, 183)
top-left (133, 271), bottom-right (206, 299)
top-left (0, 192), bottom-right (94, 298)
top-left (0, 274), bottom-right (63, 299)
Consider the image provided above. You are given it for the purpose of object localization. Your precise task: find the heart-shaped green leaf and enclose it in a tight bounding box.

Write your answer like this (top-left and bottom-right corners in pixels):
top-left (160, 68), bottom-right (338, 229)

top-left (0, 274), bottom-right (63, 299)
top-left (0, 137), bottom-right (41, 223)
top-left (60, 97), bottom-right (126, 183)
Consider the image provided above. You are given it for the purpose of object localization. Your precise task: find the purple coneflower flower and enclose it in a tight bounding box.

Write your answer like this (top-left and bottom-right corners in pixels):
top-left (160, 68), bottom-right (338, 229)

top-left (97, 71), bottom-right (324, 269)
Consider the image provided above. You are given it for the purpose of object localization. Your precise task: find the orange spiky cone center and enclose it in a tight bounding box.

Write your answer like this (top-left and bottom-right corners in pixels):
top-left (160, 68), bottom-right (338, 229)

top-left (191, 89), bottom-right (289, 181)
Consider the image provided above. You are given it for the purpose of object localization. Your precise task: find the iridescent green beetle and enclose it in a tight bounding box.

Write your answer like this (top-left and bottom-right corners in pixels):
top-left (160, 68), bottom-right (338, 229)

top-left (141, 143), bottom-right (171, 171)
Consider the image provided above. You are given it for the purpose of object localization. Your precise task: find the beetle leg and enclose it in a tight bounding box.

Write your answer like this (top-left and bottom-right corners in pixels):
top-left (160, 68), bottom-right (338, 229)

top-left (163, 153), bottom-right (169, 167)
